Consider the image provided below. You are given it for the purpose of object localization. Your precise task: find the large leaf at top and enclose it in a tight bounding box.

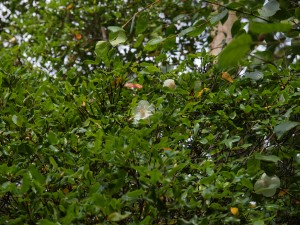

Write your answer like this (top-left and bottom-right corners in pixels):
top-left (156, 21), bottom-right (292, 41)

top-left (249, 22), bottom-right (292, 34)
top-left (274, 121), bottom-right (300, 139)
top-left (258, 0), bottom-right (280, 17)
top-left (217, 34), bottom-right (252, 68)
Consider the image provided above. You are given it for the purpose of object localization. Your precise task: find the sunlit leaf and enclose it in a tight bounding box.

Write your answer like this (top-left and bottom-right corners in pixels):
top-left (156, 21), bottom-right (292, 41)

top-left (258, 0), bottom-right (280, 17)
top-left (109, 31), bottom-right (127, 46)
top-left (107, 212), bottom-right (131, 222)
top-left (12, 115), bottom-right (19, 126)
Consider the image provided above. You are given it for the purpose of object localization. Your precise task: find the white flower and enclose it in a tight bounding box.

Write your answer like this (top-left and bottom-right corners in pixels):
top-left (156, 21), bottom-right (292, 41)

top-left (163, 79), bottom-right (176, 89)
top-left (133, 100), bottom-right (154, 123)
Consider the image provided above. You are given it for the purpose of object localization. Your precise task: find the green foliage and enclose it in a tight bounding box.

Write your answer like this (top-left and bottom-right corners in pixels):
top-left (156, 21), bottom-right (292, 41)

top-left (217, 34), bottom-right (252, 68)
top-left (1, 0), bottom-right (300, 224)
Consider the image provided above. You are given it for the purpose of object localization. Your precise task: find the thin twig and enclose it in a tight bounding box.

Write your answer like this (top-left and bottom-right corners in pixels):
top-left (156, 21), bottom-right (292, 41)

top-left (202, 0), bottom-right (272, 23)
top-left (122, 0), bottom-right (161, 29)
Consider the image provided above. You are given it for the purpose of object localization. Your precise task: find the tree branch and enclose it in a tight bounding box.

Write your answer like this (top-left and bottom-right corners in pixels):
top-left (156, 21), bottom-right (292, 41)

top-left (202, 0), bottom-right (272, 23)
top-left (122, 0), bottom-right (161, 29)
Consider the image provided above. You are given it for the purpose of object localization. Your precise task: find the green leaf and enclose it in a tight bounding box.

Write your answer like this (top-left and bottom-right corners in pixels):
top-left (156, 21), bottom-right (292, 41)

top-left (12, 115), bottom-right (20, 126)
top-left (255, 154), bottom-right (281, 163)
top-left (49, 156), bottom-right (58, 170)
top-left (0, 71), bottom-right (2, 87)
top-left (95, 41), bottom-right (111, 66)
top-left (244, 71), bottom-right (264, 80)
top-left (21, 173), bottom-right (31, 193)
top-left (253, 220), bottom-right (264, 225)
top-left (247, 158), bottom-right (260, 176)
top-left (241, 177), bottom-right (253, 190)
top-left (107, 26), bottom-right (125, 32)
top-left (107, 212), bottom-right (131, 222)
top-left (274, 121), bottom-right (300, 139)
top-left (47, 131), bottom-right (58, 145)
top-left (49, 145), bottom-right (59, 152)
top-left (258, 0), bottom-right (280, 17)
top-left (37, 219), bottom-right (58, 225)
top-left (109, 31), bottom-right (127, 46)
top-left (29, 165), bottom-right (45, 184)
top-left (146, 37), bottom-right (165, 46)
top-left (134, 34), bottom-right (144, 48)
top-left (144, 37), bottom-right (165, 51)
top-left (178, 27), bottom-right (196, 38)
top-left (210, 9), bottom-right (228, 24)
top-left (249, 22), bottom-right (292, 34)
top-left (188, 20), bottom-right (207, 37)
top-left (136, 12), bottom-right (149, 34)
top-left (209, 203), bottom-right (224, 210)
top-left (222, 136), bottom-right (240, 149)
top-left (122, 189), bottom-right (145, 201)
top-left (217, 34), bottom-right (252, 68)
top-left (193, 123), bottom-right (200, 137)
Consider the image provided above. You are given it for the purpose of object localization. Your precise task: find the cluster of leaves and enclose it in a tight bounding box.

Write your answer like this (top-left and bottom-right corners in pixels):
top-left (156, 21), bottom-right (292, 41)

top-left (1, 0), bottom-right (300, 224)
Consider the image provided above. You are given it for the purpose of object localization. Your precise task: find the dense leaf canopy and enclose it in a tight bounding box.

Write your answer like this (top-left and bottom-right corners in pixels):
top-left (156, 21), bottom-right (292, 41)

top-left (1, 0), bottom-right (300, 224)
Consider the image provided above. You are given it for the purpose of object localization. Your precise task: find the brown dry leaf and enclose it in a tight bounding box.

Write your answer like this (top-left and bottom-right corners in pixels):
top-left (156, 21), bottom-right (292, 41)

top-left (113, 77), bottom-right (123, 86)
top-left (66, 3), bottom-right (73, 10)
top-left (222, 72), bottom-right (234, 83)
top-left (230, 207), bottom-right (239, 215)
top-left (63, 187), bottom-right (69, 194)
top-left (278, 189), bottom-right (287, 197)
top-left (196, 88), bottom-right (210, 98)
top-left (163, 147), bottom-right (172, 151)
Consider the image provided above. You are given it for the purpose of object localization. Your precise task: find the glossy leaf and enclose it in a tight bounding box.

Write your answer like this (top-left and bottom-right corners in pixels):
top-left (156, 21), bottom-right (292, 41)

top-left (274, 121), bottom-right (300, 139)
